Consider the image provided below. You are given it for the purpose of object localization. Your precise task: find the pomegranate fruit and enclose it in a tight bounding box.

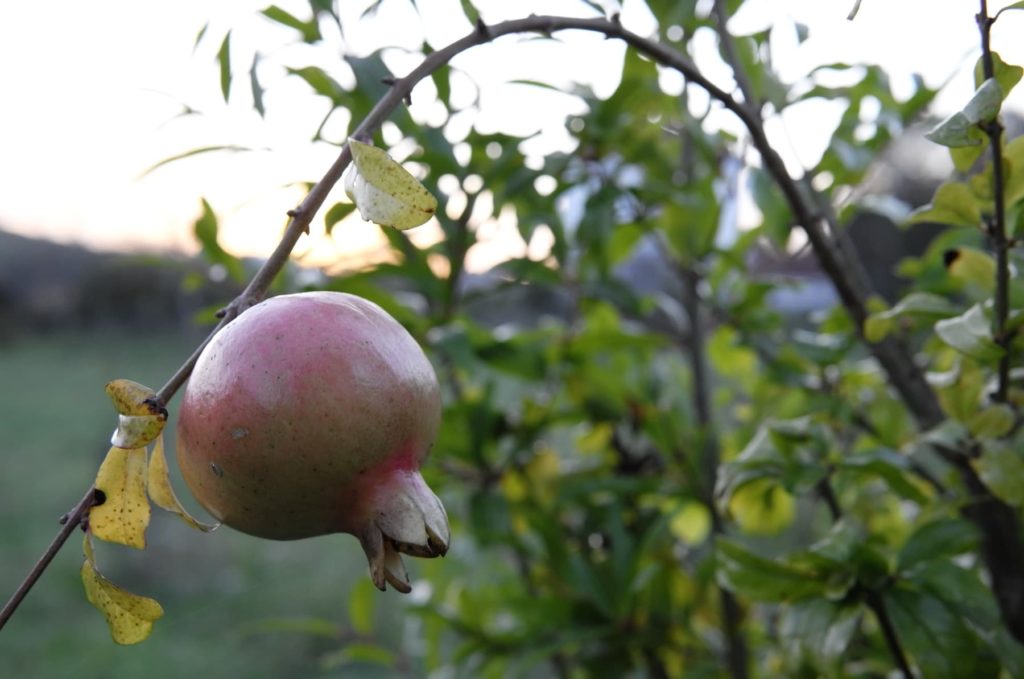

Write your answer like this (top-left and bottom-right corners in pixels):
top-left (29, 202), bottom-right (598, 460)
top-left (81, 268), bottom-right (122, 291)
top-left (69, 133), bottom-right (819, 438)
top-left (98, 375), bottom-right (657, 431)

top-left (176, 291), bottom-right (449, 593)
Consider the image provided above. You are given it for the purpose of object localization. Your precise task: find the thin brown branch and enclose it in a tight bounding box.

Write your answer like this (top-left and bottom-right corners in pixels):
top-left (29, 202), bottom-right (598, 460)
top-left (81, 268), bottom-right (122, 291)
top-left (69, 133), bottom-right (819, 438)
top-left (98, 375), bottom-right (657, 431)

top-left (818, 475), bottom-right (911, 678)
top-left (711, 0), bottom-right (759, 112)
top-left (679, 266), bottom-right (750, 679)
top-left (865, 588), bottom-right (915, 679)
top-left (0, 487), bottom-right (101, 632)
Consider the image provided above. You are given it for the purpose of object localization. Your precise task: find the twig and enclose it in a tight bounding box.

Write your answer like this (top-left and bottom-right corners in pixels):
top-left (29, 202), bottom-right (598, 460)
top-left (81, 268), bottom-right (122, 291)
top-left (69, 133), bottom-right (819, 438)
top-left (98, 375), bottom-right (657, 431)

top-left (0, 487), bottom-right (101, 632)
top-left (978, 0), bottom-right (1012, 402)
top-left (816, 477), bottom-right (912, 678)
top-left (678, 264), bottom-right (750, 679)
top-left (711, 0), bottom-right (759, 112)
top-left (865, 587), bottom-right (914, 679)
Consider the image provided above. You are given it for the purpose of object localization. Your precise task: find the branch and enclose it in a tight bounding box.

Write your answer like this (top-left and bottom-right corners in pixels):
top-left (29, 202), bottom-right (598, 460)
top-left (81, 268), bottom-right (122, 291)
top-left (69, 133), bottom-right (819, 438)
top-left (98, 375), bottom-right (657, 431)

top-left (978, 0), bottom-right (1012, 402)
top-left (816, 478), bottom-right (912, 679)
top-left (0, 487), bottom-right (101, 631)
top-left (706, 0), bottom-right (1024, 641)
top-left (678, 265), bottom-right (750, 679)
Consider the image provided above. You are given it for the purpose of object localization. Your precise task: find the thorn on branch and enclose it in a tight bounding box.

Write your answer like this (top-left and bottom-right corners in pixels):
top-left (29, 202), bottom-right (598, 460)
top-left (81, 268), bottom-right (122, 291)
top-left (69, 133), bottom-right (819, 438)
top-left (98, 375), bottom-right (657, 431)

top-left (610, 12), bottom-right (621, 25)
top-left (475, 17), bottom-right (491, 39)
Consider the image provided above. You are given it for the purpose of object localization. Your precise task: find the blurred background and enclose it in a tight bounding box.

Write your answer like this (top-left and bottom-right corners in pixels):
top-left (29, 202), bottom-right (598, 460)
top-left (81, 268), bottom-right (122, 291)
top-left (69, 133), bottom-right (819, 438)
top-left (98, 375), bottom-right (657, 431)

top-left (3, 0), bottom-right (1024, 677)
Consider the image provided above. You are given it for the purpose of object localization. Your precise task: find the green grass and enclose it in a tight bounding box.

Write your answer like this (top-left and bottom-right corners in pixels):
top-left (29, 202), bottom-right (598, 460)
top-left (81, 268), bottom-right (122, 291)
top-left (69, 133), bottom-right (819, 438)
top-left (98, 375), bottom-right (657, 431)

top-left (0, 331), bottom-right (412, 678)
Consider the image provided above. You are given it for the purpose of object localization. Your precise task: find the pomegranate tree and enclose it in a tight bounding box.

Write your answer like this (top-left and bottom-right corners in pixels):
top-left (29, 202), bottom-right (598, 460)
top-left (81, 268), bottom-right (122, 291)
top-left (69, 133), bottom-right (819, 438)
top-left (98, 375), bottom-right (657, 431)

top-left (176, 291), bottom-right (449, 593)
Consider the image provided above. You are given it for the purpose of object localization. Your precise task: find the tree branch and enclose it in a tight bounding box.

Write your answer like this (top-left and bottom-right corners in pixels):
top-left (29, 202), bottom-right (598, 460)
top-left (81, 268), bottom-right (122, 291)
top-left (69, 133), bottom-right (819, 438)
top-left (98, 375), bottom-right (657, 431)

top-left (816, 478), bottom-right (912, 679)
top-left (978, 0), bottom-right (1012, 402)
top-left (0, 487), bottom-right (101, 631)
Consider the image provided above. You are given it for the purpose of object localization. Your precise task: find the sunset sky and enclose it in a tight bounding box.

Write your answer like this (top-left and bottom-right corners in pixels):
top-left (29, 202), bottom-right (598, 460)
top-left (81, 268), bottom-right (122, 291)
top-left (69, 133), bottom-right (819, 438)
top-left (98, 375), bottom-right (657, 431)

top-left (1, 0), bottom-right (1022, 272)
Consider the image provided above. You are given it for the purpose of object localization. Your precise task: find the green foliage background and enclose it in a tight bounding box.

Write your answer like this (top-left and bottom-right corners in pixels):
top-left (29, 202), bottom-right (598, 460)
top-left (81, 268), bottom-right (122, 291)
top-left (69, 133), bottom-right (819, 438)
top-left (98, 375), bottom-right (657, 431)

top-left (6, 1), bottom-right (1024, 677)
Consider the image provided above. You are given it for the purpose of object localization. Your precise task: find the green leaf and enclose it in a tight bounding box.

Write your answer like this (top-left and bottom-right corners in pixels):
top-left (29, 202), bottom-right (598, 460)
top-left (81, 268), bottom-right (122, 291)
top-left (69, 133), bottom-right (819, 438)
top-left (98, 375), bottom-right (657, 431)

top-left (967, 403), bottom-right (1015, 439)
top-left (715, 538), bottom-right (830, 602)
top-left (975, 444), bottom-right (1024, 506)
top-left (141, 145), bottom-right (256, 178)
top-left (1002, 136), bottom-right (1024, 204)
top-left (945, 247), bottom-right (996, 292)
top-left (345, 139), bottom-right (438, 230)
top-left (217, 31), bottom-right (232, 102)
top-left (348, 578), bottom-right (376, 635)
top-left (838, 449), bottom-right (928, 503)
top-left (320, 643), bottom-right (396, 670)
top-left (998, 1), bottom-right (1024, 14)
top-left (949, 132), bottom-right (988, 172)
top-left (885, 585), bottom-right (999, 679)
top-left (260, 5), bottom-right (321, 42)
top-left (974, 51), bottom-right (1023, 96)
top-left (907, 182), bottom-right (981, 227)
top-left (934, 304), bottom-right (1003, 362)
top-left (194, 199), bottom-right (245, 282)
top-left (898, 518), bottom-right (978, 573)
top-left (863, 292), bottom-right (960, 341)
top-left (924, 112), bottom-right (980, 148)
top-left (250, 52), bottom-right (265, 117)
top-left (962, 78), bottom-right (1003, 124)
top-left (324, 202), bottom-right (355, 234)
top-left (926, 79), bottom-right (1003, 147)
top-left (780, 598), bottom-right (862, 665)
top-left (286, 66), bottom-right (345, 103)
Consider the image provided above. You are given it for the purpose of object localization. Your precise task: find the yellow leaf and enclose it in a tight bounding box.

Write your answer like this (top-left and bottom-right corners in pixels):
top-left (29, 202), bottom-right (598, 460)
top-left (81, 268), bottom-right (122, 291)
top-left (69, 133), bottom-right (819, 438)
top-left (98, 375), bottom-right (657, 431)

top-left (105, 379), bottom-right (163, 416)
top-left (111, 413), bottom-right (166, 449)
top-left (106, 379), bottom-right (166, 449)
top-left (147, 434), bottom-right (219, 532)
top-left (668, 501), bottom-right (711, 545)
top-left (90, 446), bottom-right (150, 548)
top-left (82, 534), bottom-right (163, 645)
top-left (728, 480), bottom-right (795, 536)
top-left (344, 138), bottom-right (437, 230)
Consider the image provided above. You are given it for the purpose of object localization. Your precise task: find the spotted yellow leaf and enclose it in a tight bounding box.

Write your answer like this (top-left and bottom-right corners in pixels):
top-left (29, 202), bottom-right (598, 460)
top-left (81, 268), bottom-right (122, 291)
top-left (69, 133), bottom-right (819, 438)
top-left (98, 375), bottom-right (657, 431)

top-left (105, 379), bottom-right (163, 417)
top-left (147, 434), bottom-right (219, 532)
top-left (106, 379), bottom-right (166, 449)
top-left (90, 446), bottom-right (150, 548)
top-left (82, 534), bottom-right (164, 645)
top-left (111, 413), bottom-right (166, 449)
top-left (344, 138), bottom-right (437, 230)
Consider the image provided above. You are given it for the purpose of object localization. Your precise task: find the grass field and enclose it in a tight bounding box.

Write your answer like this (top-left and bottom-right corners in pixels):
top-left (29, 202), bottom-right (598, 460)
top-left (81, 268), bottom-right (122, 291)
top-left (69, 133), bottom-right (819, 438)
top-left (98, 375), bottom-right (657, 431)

top-left (0, 330), bottom-right (413, 678)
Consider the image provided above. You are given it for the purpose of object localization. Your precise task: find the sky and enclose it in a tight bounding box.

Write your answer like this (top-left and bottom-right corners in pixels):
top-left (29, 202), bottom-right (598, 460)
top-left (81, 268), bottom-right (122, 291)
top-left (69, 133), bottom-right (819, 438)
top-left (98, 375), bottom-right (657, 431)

top-left (1, 0), bottom-right (1023, 272)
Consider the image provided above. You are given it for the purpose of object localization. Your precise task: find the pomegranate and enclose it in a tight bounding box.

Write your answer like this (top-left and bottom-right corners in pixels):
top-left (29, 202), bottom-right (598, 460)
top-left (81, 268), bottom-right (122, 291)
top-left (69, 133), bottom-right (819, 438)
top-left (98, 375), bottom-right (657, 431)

top-left (176, 291), bottom-right (449, 592)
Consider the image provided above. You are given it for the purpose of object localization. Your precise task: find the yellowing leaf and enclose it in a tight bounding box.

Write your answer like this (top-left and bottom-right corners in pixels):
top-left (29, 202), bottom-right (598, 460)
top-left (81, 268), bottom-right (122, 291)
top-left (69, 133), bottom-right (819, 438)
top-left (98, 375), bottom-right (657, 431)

top-left (82, 535), bottom-right (163, 645)
top-left (728, 480), bottom-right (795, 536)
top-left (668, 501), bottom-right (711, 545)
top-left (147, 434), bottom-right (219, 532)
top-left (345, 138), bottom-right (437, 230)
top-left (105, 379), bottom-right (163, 417)
top-left (90, 446), bottom-right (150, 548)
top-left (106, 379), bottom-right (167, 449)
top-left (111, 413), bottom-right (166, 449)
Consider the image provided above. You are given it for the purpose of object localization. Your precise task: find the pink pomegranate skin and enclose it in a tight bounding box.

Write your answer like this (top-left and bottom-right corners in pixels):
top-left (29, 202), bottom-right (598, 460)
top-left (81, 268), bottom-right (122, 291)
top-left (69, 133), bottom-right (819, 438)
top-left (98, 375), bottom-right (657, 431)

top-left (176, 291), bottom-right (448, 591)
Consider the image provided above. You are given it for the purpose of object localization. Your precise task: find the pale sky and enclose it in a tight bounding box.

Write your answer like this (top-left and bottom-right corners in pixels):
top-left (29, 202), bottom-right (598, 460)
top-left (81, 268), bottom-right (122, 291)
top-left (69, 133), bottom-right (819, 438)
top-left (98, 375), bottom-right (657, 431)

top-left (1, 0), bottom-right (1022, 272)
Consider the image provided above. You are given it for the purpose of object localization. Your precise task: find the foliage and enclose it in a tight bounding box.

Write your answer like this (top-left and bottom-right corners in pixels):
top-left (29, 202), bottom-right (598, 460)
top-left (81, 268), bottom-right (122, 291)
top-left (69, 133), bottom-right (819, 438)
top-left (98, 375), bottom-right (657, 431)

top-left (11, 0), bottom-right (1024, 676)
